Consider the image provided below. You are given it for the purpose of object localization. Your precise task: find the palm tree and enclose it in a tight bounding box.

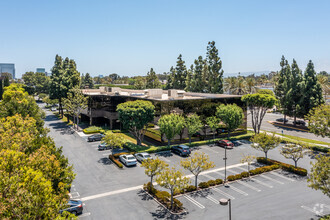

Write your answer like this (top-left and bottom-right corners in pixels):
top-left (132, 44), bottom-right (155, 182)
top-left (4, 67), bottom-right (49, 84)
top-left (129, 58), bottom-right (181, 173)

top-left (224, 77), bottom-right (237, 94)
top-left (317, 74), bottom-right (330, 99)
top-left (245, 77), bottom-right (256, 94)
top-left (233, 76), bottom-right (246, 95)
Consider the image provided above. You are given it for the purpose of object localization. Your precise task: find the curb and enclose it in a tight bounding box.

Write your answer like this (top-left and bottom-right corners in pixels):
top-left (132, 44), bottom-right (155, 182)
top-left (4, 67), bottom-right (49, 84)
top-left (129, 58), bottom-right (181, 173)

top-left (268, 121), bottom-right (309, 132)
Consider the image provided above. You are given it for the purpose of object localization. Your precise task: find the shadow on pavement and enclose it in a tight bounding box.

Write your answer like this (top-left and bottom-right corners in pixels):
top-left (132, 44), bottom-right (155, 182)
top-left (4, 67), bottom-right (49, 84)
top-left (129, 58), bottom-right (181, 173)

top-left (150, 206), bottom-right (187, 220)
top-left (137, 189), bottom-right (154, 201)
top-left (98, 157), bottom-right (112, 165)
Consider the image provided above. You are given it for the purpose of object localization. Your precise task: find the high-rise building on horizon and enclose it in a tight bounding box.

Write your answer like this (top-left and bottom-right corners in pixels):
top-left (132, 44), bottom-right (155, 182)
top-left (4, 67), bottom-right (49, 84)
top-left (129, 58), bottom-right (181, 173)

top-left (36, 68), bottom-right (46, 73)
top-left (0, 63), bottom-right (15, 79)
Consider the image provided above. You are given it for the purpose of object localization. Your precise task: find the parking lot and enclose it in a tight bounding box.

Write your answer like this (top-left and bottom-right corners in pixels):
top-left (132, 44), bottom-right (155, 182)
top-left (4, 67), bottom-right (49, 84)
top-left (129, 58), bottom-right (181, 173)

top-left (42, 105), bottom-right (329, 219)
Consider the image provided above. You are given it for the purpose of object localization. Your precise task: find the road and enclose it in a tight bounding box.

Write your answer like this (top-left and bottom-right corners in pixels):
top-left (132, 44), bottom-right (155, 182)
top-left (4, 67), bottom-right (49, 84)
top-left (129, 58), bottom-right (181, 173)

top-left (247, 112), bottom-right (330, 143)
top-left (42, 105), bottom-right (329, 219)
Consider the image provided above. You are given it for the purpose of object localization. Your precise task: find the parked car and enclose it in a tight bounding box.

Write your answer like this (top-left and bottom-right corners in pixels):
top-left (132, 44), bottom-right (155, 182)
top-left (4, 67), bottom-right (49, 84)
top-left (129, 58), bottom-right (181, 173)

top-left (87, 134), bottom-right (105, 142)
top-left (134, 152), bottom-right (152, 162)
top-left (192, 132), bottom-right (202, 137)
top-left (60, 200), bottom-right (83, 215)
top-left (119, 154), bottom-right (137, 166)
top-left (216, 140), bottom-right (234, 149)
top-left (171, 145), bottom-right (191, 157)
top-left (276, 118), bottom-right (288, 123)
top-left (98, 142), bottom-right (111, 150)
top-left (295, 120), bottom-right (306, 126)
top-left (51, 107), bottom-right (57, 111)
top-left (231, 140), bottom-right (242, 147)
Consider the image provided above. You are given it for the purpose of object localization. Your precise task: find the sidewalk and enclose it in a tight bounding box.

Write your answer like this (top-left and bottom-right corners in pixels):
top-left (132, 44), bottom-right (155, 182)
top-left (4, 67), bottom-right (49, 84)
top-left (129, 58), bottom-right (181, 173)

top-left (247, 128), bottom-right (329, 148)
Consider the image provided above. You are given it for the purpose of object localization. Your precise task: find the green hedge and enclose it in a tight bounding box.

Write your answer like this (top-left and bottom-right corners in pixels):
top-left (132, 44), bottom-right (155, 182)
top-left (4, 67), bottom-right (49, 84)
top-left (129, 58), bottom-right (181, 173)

top-left (311, 146), bottom-right (329, 153)
top-left (257, 157), bottom-right (307, 176)
top-left (143, 182), bottom-right (183, 212)
top-left (109, 155), bottom-right (123, 168)
top-left (83, 126), bottom-right (105, 134)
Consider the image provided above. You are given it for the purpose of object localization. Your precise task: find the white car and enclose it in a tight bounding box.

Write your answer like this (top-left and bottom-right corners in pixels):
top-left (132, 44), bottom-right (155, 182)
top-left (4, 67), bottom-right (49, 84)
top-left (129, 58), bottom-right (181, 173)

top-left (134, 152), bottom-right (152, 162)
top-left (51, 107), bottom-right (57, 111)
top-left (119, 154), bottom-right (137, 166)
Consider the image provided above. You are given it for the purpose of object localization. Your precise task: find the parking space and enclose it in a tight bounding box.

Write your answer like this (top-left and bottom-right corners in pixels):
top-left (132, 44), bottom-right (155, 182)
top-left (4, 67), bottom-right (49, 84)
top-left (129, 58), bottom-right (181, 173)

top-left (175, 168), bottom-right (330, 220)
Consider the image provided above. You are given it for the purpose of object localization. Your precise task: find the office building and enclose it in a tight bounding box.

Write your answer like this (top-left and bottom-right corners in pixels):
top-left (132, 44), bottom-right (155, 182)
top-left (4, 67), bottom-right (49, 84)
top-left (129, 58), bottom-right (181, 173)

top-left (36, 68), bottom-right (46, 73)
top-left (0, 63), bottom-right (15, 79)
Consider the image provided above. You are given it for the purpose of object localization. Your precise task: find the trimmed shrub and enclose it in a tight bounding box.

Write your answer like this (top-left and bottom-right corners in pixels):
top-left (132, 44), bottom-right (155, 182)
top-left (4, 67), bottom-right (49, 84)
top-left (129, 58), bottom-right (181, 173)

top-left (241, 171), bottom-right (249, 178)
top-left (311, 146), bottom-right (329, 153)
top-left (185, 185), bottom-right (197, 192)
top-left (173, 198), bottom-right (183, 210)
top-left (257, 157), bottom-right (307, 176)
top-left (198, 182), bottom-right (209, 189)
top-left (155, 191), bottom-right (171, 205)
top-left (144, 182), bottom-right (157, 195)
top-left (109, 155), bottom-right (123, 168)
top-left (215, 179), bottom-right (223, 185)
top-left (83, 126), bottom-right (104, 134)
top-left (112, 152), bottom-right (136, 158)
top-left (207, 180), bottom-right (216, 186)
top-left (227, 175), bottom-right (236, 181)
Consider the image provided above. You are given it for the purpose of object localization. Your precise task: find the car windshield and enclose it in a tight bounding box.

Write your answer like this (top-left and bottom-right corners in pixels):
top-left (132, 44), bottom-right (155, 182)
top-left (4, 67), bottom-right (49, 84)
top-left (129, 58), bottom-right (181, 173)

top-left (68, 200), bottom-right (80, 205)
top-left (127, 156), bottom-right (135, 160)
top-left (180, 145), bottom-right (189, 149)
top-left (144, 155), bottom-right (151, 158)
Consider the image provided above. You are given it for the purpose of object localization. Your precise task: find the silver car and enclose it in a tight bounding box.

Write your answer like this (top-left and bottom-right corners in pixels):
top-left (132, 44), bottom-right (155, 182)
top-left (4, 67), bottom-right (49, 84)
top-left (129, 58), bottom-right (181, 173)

top-left (119, 154), bottom-right (137, 166)
top-left (134, 152), bottom-right (152, 162)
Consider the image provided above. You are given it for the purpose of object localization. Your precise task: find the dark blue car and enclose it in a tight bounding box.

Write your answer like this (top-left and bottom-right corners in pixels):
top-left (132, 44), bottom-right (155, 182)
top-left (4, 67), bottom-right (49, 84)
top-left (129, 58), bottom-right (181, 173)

top-left (171, 145), bottom-right (191, 157)
top-left (60, 200), bottom-right (83, 216)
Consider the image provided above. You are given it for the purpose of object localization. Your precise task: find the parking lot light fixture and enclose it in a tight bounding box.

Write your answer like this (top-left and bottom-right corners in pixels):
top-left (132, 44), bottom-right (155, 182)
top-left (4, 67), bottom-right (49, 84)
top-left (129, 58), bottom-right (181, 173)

top-left (219, 198), bottom-right (231, 220)
top-left (223, 146), bottom-right (228, 184)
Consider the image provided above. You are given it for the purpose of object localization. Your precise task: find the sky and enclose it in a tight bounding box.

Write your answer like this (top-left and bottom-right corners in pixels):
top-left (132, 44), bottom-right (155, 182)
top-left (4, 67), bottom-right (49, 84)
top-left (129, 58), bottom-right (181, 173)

top-left (1, 0), bottom-right (330, 78)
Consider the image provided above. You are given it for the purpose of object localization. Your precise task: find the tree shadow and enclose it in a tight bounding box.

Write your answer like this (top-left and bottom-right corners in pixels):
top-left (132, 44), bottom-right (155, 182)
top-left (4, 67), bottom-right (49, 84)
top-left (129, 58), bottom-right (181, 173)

top-left (137, 189), bottom-right (154, 201)
top-left (155, 151), bottom-right (173, 158)
top-left (97, 157), bottom-right (112, 165)
top-left (150, 206), bottom-right (187, 220)
top-left (190, 188), bottom-right (212, 199)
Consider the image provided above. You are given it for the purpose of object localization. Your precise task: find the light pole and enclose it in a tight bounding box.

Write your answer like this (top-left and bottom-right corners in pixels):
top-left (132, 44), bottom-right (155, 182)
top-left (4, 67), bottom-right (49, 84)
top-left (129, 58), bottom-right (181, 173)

top-left (223, 146), bottom-right (227, 184)
top-left (220, 198), bottom-right (231, 220)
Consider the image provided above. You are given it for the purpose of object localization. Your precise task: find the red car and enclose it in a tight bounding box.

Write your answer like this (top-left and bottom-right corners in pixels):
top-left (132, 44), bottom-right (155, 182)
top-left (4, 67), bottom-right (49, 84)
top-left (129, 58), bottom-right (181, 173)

top-left (216, 140), bottom-right (234, 149)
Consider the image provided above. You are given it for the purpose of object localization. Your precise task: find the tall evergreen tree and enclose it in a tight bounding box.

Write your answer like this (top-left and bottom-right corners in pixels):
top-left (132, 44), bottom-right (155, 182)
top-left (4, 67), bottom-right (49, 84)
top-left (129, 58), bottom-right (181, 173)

top-left (275, 55), bottom-right (290, 123)
top-left (84, 73), bottom-right (94, 89)
top-left (301, 60), bottom-right (324, 116)
top-left (206, 41), bottom-right (223, 93)
top-left (165, 67), bottom-right (175, 90)
top-left (193, 56), bottom-right (206, 93)
top-left (287, 59), bottom-right (304, 124)
top-left (185, 65), bottom-right (194, 92)
top-left (0, 78), bottom-right (3, 100)
top-left (146, 68), bottom-right (161, 89)
top-left (173, 54), bottom-right (187, 90)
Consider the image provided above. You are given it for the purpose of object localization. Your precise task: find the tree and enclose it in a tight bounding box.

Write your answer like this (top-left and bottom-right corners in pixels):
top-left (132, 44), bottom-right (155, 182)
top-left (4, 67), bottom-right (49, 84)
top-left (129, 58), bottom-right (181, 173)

top-left (301, 60), bottom-right (324, 116)
top-left (242, 92), bottom-right (277, 134)
top-left (306, 104), bottom-right (330, 138)
top-left (117, 100), bottom-right (155, 146)
top-left (280, 143), bottom-right (307, 168)
top-left (0, 84), bottom-right (45, 131)
top-left (250, 132), bottom-right (280, 159)
top-left (206, 116), bottom-right (221, 141)
top-left (165, 67), bottom-right (175, 90)
top-left (156, 167), bottom-right (190, 210)
top-left (192, 56), bottom-right (206, 92)
top-left (240, 154), bottom-right (256, 176)
top-left (185, 114), bottom-right (203, 145)
top-left (82, 73), bottom-right (94, 89)
top-left (133, 76), bottom-right (146, 89)
top-left (63, 86), bottom-right (88, 130)
top-left (206, 41), bottom-right (224, 93)
top-left (173, 54), bottom-right (187, 90)
top-left (0, 78), bottom-right (3, 100)
top-left (275, 56), bottom-right (290, 123)
top-left (317, 74), bottom-right (330, 99)
top-left (286, 59), bottom-right (304, 124)
top-left (146, 68), bottom-right (161, 89)
top-left (216, 104), bottom-right (244, 138)
top-left (181, 152), bottom-right (215, 188)
top-left (49, 55), bottom-right (81, 117)
top-left (102, 131), bottom-right (127, 150)
top-left (141, 157), bottom-right (168, 185)
top-left (245, 77), bottom-right (256, 94)
top-left (158, 113), bottom-right (185, 147)
top-left (308, 154), bottom-right (330, 198)
top-left (3, 76), bottom-right (10, 87)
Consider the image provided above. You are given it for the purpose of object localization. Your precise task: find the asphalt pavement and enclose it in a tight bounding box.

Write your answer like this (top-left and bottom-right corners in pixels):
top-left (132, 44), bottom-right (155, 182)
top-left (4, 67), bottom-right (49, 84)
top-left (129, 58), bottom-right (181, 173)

top-left (41, 104), bottom-right (329, 219)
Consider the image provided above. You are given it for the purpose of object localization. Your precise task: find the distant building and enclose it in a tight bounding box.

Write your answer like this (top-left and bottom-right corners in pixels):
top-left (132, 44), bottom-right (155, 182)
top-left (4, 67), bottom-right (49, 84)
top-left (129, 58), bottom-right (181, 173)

top-left (0, 63), bottom-right (15, 79)
top-left (36, 68), bottom-right (46, 73)
top-left (99, 75), bottom-right (104, 78)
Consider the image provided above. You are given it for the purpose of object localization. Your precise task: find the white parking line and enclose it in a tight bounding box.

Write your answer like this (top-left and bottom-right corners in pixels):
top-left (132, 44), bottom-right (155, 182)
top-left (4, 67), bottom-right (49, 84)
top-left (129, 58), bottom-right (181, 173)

top-left (237, 180), bottom-right (261, 192)
top-left (184, 195), bottom-right (205, 209)
top-left (206, 195), bottom-right (220, 204)
top-left (270, 171), bottom-right (295, 182)
top-left (202, 147), bottom-right (219, 154)
top-left (227, 169), bottom-right (239, 174)
top-left (236, 166), bottom-right (247, 172)
top-left (227, 185), bottom-right (248, 196)
top-left (81, 185), bottom-right (143, 201)
top-left (203, 174), bottom-right (215, 180)
top-left (70, 192), bottom-right (80, 199)
top-left (212, 188), bottom-right (235, 200)
top-left (79, 212), bottom-right (91, 218)
top-left (102, 153), bottom-right (110, 156)
top-left (250, 178), bottom-right (273, 188)
top-left (215, 171), bottom-right (225, 177)
top-left (301, 205), bottom-right (324, 216)
top-left (159, 157), bottom-right (171, 162)
top-left (259, 174), bottom-right (284, 184)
